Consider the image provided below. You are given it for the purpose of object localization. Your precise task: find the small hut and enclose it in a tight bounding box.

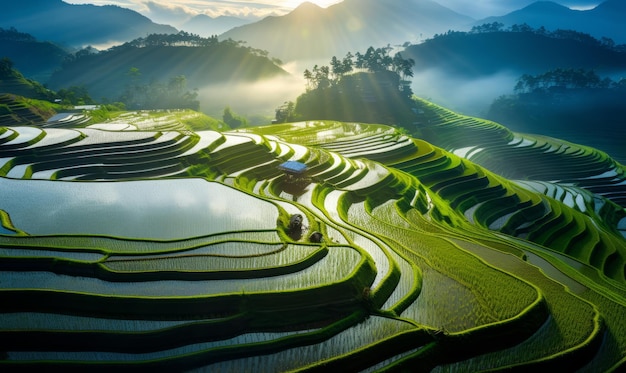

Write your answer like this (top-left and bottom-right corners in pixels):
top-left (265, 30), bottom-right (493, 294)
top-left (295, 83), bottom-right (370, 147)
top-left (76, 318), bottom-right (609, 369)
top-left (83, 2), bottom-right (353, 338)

top-left (278, 161), bottom-right (309, 184)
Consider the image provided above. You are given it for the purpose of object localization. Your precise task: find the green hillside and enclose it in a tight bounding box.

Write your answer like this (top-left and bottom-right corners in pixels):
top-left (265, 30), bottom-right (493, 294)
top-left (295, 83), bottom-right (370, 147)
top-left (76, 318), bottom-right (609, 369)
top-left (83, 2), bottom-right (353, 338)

top-left (0, 94), bottom-right (59, 127)
top-left (47, 34), bottom-right (288, 102)
top-left (0, 58), bottom-right (56, 102)
top-left (0, 104), bottom-right (624, 371)
top-left (0, 27), bottom-right (69, 82)
top-left (404, 26), bottom-right (626, 77)
top-left (0, 0), bottom-right (177, 48)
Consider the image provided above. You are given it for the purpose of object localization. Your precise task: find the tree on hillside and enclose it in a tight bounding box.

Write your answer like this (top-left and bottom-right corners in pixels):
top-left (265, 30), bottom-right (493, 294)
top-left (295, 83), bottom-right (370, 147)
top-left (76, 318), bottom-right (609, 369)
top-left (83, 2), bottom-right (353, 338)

top-left (470, 22), bottom-right (504, 34)
top-left (286, 46), bottom-right (417, 125)
top-left (514, 68), bottom-right (611, 93)
top-left (119, 69), bottom-right (198, 110)
top-left (57, 86), bottom-right (94, 105)
top-left (222, 106), bottom-right (247, 128)
top-left (274, 101), bottom-right (295, 123)
top-left (0, 57), bottom-right (14, 78)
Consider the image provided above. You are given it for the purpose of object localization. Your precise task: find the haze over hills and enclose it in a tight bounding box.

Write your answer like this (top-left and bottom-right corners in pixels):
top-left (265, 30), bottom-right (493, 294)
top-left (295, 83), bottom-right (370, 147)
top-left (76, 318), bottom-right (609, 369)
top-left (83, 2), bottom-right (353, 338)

top-left (45, 35), bottom-right (289, 109)
top-left (0, 0), bottom-right (177, 48)
top-left (220, 0), bottom-right (474, 61)
top-left (181, 14), bottom-right (250, 38)
top-left (477, 0), bottom-right (626, 44)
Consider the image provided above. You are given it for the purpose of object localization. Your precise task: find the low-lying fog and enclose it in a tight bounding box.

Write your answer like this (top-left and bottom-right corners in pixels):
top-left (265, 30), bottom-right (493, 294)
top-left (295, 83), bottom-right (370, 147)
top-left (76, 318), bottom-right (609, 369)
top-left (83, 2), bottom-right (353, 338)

top-left (195, 60), bottom-right (520, 123)
top-left (196, 60), bottom-right (313, 122)
top-left (411, 69), bottom-right (520, 117)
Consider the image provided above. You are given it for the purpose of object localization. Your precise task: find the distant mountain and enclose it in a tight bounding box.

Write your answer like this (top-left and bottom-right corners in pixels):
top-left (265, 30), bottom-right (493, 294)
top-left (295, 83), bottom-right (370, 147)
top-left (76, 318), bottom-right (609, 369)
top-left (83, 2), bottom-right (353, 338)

top-left (181, 15), bottom-right (250, 37)
top-left (0, 28), bottom-right (70, 82)
top-left (403, 30), bottom-right (626, 77)
top-left (220, 0), bottom-right (474, 61)
top-left (0, 0), bottom-right (177, 47)
top-left (476, 0), bottom-right (626, 44)
top-left (46, 37), bottom-right (288, 102)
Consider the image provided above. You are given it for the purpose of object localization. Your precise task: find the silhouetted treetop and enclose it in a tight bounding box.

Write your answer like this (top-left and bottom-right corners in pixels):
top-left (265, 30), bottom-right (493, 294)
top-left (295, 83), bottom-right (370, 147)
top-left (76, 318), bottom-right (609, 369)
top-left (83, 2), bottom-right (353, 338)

top-left (514, 68), bottom-right (621, 93)
top-left (435, 22), bottom-right (625, 52)
top-left (304, 47), bottom-right (415, 93)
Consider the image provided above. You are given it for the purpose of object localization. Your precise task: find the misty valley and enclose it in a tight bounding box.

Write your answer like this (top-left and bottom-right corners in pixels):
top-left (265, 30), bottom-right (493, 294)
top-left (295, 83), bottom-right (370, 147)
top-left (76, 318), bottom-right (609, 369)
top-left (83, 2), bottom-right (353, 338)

top-left (1, 0), bottom-right (625, 372)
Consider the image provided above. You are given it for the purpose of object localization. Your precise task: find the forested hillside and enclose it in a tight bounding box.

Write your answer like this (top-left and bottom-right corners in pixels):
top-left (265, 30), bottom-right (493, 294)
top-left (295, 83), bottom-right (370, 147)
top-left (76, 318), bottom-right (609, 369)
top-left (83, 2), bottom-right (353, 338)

top-left (404, 24), bottom-right (626, 77)
top-left (0, 27), bottom-right (69, 82)
top-left (47, 33), bottom-right (287, 103)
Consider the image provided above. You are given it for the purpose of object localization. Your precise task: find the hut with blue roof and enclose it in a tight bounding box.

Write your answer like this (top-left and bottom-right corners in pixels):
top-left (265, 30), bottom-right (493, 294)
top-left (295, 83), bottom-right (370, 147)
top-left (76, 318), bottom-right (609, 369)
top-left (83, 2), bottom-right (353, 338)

top-left (278, 161), bottom-right (309, 184)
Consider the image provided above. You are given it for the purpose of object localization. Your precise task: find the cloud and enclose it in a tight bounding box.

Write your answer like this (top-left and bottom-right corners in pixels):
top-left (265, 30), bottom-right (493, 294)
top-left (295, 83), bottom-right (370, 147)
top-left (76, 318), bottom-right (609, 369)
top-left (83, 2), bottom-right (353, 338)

top-left (62, 0), bottom-right (293, 21)
top-left (142, 1), bottom-right (197, 25)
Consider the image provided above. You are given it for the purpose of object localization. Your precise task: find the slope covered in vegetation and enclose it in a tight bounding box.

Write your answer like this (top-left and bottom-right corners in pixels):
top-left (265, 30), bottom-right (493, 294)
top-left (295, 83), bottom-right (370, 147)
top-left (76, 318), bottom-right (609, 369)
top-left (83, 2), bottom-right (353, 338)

top-left (0, 27), bottom-right (69, 82)
top-left (47, 33), bottom-right (287, 103)
top-left (403, 25), bottom-right (626, 77)
top-left (0, 106), bottom-right (624, 371)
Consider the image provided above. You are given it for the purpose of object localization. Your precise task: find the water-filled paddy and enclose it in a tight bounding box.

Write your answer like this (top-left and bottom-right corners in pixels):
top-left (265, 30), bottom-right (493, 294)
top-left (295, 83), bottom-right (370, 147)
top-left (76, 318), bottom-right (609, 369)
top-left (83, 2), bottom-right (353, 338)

top-left (0, 178), bottom-right (279, 239)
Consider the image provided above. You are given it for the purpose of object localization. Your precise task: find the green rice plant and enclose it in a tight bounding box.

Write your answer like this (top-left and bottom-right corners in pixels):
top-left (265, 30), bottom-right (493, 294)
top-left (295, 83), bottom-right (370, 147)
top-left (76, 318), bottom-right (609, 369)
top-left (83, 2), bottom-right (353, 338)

top-left (0, 245), bottom-right (364, 297)
top-left (203, 316), bottom-right (422, 373)
top-left (102, 244), bottom-right (323, 275)
top-left (0, 209), bottom-right (24, 235)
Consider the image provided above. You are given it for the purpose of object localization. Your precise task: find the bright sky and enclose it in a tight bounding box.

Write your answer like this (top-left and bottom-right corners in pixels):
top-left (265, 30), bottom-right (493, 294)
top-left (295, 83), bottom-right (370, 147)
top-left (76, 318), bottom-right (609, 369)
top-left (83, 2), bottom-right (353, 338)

top-left (63, 1), bottom-right (344, 21)
top-left (63, 0), bottom-right (602, 22)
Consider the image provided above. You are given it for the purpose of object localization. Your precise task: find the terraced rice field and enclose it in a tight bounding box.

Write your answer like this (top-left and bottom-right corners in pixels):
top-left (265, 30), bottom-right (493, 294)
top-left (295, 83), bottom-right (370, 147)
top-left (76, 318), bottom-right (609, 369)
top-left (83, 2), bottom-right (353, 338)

top-left (0, 106), bottom-right (625, 371)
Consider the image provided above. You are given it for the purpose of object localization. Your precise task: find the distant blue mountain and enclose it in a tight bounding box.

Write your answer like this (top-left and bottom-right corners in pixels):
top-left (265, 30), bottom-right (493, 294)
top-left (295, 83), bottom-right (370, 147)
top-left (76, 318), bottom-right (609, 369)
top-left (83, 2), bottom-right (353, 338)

top-left (476, 0), bottom-right (626, 44)
top-left (0, 0), bottom-right (177, 47)
top-left (220, 0), bottom-right (475, 61)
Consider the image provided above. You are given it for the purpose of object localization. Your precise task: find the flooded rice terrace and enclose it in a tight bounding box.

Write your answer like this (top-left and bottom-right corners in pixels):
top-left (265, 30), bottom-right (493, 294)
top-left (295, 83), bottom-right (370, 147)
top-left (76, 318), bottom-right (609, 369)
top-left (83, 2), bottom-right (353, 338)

top-left (0, 178), bottom-right (279, 239)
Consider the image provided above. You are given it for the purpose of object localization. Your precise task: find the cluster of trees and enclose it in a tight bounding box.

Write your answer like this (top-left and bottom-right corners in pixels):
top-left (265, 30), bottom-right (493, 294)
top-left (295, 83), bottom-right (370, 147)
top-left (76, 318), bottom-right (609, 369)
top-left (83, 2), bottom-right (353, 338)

top-left (64, 32), bottom-right (281, 68)
top-left (487, 67), bottom-right (626, 136)
top-left (433, 22), bottom-right (623, 53)
top-left (462, 22), bottom-right (624, 51)
top-left (222, 106), bottom-right (248, 128)
top-left (276, 46), bottom-right (417, 125)
top-left (514, 68), bottom-right (626, 93)
top-left (56, 85), bottom-right (95, 106)
top-left (0, 27), bottom-right (36, 42)
top-left (303, 47), bottom-right (415, 92)
top-left (120, 68), bottom-right (199, 110)
top-left (63, 32), bottom-right (220, 65)
top-left (0, 57), bottom-right (14, 78)
top-left (122, 31), bottom-right (219, 48)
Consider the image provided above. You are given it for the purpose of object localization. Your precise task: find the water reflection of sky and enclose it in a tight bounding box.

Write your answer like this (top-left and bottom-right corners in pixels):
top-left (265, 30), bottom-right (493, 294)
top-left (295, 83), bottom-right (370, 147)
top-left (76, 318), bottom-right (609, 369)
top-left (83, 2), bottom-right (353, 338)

top-left (0, 178), bottom-right (278, 239)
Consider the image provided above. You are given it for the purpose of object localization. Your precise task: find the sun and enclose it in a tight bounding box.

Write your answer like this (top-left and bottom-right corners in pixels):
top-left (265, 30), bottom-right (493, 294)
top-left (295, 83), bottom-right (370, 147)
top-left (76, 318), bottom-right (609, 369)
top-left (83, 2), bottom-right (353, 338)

top-left (284, 0), bottom-right (343, 9)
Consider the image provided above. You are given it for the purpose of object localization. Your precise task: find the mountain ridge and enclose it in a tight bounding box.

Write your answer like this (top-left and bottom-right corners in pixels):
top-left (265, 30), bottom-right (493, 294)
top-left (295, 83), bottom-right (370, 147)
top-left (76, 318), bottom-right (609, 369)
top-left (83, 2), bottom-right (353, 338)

top-left (220, 0), bottom-right (474, 61)
top-left (0, 0), bottom-right (177, 47)
top-left (476, 0), bottom-right (626, 43)
top-left (180, 14), bottom-right (250, 37)
top-left (403, 29), bottom-right (626, 77)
